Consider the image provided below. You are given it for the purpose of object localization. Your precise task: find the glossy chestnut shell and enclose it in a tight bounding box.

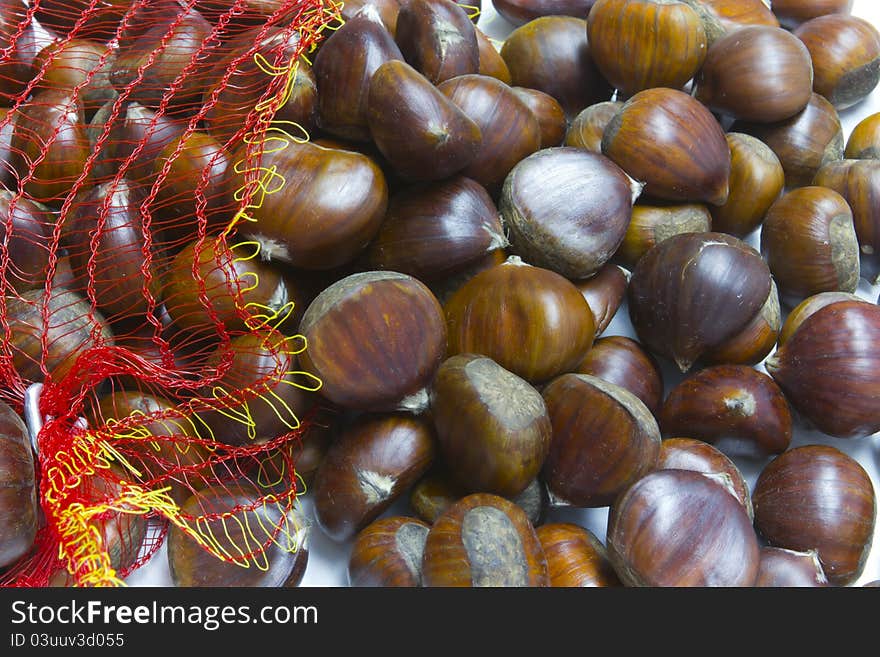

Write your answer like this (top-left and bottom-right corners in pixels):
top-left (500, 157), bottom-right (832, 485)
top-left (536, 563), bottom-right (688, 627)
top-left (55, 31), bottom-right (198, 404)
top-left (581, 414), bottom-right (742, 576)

top-left (755, 547), bottom-right (829, 587)
top-left (573, 263), bottom-right (629, 337)
top-left (536, 523), bottom-right (621, 587)
top-left (0, 400), bottom-right (37, 568)
top-left (395, 0), bottom-right (479, 84)
top-left (348, 516), bottom-right (430, 587)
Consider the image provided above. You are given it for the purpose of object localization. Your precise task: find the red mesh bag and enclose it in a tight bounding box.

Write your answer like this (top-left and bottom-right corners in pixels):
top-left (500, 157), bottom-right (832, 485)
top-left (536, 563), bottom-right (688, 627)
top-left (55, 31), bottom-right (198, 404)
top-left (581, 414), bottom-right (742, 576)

top-left (0, 0), bottom-right (339, 587)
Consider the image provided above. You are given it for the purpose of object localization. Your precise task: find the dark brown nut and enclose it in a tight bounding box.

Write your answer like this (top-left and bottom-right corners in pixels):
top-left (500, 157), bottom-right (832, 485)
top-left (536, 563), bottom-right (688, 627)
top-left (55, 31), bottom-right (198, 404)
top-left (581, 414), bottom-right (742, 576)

top-left (777, 291), bottom-right (863, 347)
top-left (395, 0), bottom-right (479, 84)
top-left (615, 202), bottom-right (712, 270)
top-left (771, 0), bottom-right (854, 29)
top-left (491, 0), bottom-right (597, 27)
top-left (760, 186), bottom-right (859, 306)
top-left (813, 159), bottom-right (880, 261)
top-left (602, 88), bottom-right (730, 206)
top-left (542, 373), bottom-right (660, 508)
top-left (755, 547), bottom-right (829, 587)
top-left (168, 486), bottom-right (309, 587)
top-left (765, 299), bottom-right (880, 438)
top-left (32, 38), bottom-right (116, 119)
top-left (845, 111), bottom-right (880, 158)
top-left (536, 523), bottom-right (621, 587)
top-left (709, 133), bottom-right (784, 238)
top-left (753, 445), bottom-right (876, 586)
top-left (658, 365), bottom-right (792, 457)
top-left (340, 0), bottom-right (403, 35)
top-left (475, 27), bottom-right (512, 83)
top-left (573, 263), bottom-right (629, 337)
top-left (422, 493), bottom-right (550, 586)
top-left (694, 26), bottom-right (814, 123)
top-left (627, 232), bottom-right (772, 372)
top-left (679, 0), bottom-right (779, 45)
top-left (573, 336), bottom-right (663, 415)
top-left (733, 93), bottom-right (844, 189)
top-left (607, 469), bottom-right (760, 587)
top-left (0, 400), bottom-right (37, 569)
top-left (511, 87), bottom-right (567, 148)
top-left (501, 147), bottom-right (640, 280)
top-left (0, 191), bottom-right (50, 293)
top-left (348, 516), bottom-right (430, 587)
top-left (564, 101), bottom-right (623, 153)
top-left (444, 256), bottom-right (596, 383)
top-left (655, 437), bottom-right (752, 520)
top-left (587, 0), bottom-right (707, 96)
top-left (300, 271), bottom-right (446, 412)
top-left (701, 280), bottom-right (781, 366)
top-left (313, 414), bottom-right (436, 543)
top-left (367, 60), bottom-right (482, 182)
top-left (429, 248), bottom-right (507, 306)
top-left (500, 16), bottom-right (612, 118)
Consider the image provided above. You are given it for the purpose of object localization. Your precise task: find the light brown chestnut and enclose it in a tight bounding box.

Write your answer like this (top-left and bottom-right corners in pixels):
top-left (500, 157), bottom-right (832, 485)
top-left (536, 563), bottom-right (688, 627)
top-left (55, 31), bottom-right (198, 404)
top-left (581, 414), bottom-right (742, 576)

top-left (536, 523), bottom-right (621, 587)
top-left (475, 27), bottom-right (512, 84)
top-left (755, 547), bottom-right (829, 587)
top-left (564, 101), bottom-right (623, 153)
top-left (573, 263), bottom-right (629, 337)
top-left (615, 202), bottom-right (712, 270)
top-left (348, 516), bottom-right (430, 587)
top-left (845, 111), bottom-right (880, 158)
top-left (813, 159), bottom-right (880, 260)
top-left (573, 336), bottom-right (663, 415)
top-left (511, 87), bottom-right (566, 149)
top-left (679, 0), bottom-right (779, 45)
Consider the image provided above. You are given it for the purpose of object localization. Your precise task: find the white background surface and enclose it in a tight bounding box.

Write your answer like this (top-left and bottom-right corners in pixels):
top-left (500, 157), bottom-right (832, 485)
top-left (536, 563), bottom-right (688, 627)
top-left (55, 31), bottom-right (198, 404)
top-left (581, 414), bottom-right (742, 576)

top-left (127, 0), bottom-right (880, 588)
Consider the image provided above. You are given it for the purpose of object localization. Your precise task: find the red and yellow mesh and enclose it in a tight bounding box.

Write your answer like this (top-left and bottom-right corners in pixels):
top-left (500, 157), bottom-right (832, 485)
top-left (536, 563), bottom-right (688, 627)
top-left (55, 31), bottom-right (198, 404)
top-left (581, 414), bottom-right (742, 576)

top-left (0, 0), bottom-right (340, 587)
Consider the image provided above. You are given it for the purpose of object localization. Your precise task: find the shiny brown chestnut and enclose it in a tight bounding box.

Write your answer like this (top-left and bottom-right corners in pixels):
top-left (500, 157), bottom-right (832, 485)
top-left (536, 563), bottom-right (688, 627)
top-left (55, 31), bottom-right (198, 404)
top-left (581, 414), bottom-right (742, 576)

top-left (753, 445), bottom-right (875, 586)
top-left (564, 101), bottom-right (622, 153)
top-left (765, 299), bottom-right (880, 438)
top-left (733, 93), bottom-right (844, 189)
top-left (659, 365), bottom-right (792, 457)
top-left (760, 186), bottom-right (859, 305)
top-left (0, 1), bottom-right (46, 104)
top-left (0, 191), bottom-right (50, 293)
top-left (168, 487), bottom-right (310, 587)
top-left (602, 88), bottom-right (730, 206)
top-left (694, 26), bottom-right (814, 123)
top-left (542, 373), bottom-right (661, 508)
top-left (0, 400), bottom-right (37, 569)
top-left (32, 38), bottom-right (116, 119)
top-left (500, 16), bottom-right (611, 118)
top-left (536, 523), bottom-right (621, 588)
top-left (709, 133), bottom-right (784, 239)
top-left (701, 280), bottom-right (781, 366)
top-left (628, 232), bottom-right (772, 372)
top-left (607, 469), bottom-right (760, 586)
top-left (368, 60), bottom-right (482, 182)
top-left (501, 147), bottom-right (640, 279)
top-left (312, 414), bottom-right (435, 542)
top-left (615, 202), bottom-right (712, 270)
top-left (475, 27), bottom-right (511, 84)
top-left (34, 0), bottom-right (140, 41)
top-left (679, 0), bottom-right (779, 44)
top-left (348, 516), bottom-right (430, 587)
top-left (444, 256), bottom-right (595, 383)
top-left (573, 263), bottom-right (629, 337)
top-left (510, 87), bottom-right (566, 149)
top-left (771, 0), bottom-right (854, 29)
top-left (492, 0), bottom-right (596, 27)
top-left (656, 437), bottom-right (752, 519)
top-left (313, 7), bottom-right (402, 142)
top-left (300, 271), bottom-right (446, 411)
top-left (814, 159), bottom-right (880, 260)
top-left (438, 74), bottom-right (541, 193)
top-left (395, 0), bottom-right (479, 84)
top-left (430, 354), bottom-right (551, 497)
top-left (794, 15), bottom-right (880, 110)
top-left (573, 336), bottom-right (663, 415)
top-left (422, 493), bottom-right (550, 586)
top-left (755, 547), bottom-right (829, 587)
top-left (845, 111), bottom-right (880, 158)
top-left (777, 291), bottom-right (862, 347)
top-left (587, 0), bottom-right (707, 96)
top-left (340, 0), bottom-right (403, 34)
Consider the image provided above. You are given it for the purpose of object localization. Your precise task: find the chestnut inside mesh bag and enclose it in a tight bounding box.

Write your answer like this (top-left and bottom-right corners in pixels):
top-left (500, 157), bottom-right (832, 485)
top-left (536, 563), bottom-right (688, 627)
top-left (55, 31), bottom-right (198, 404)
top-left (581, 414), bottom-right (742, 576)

top-left (0, 0), bottom-right (338, 587)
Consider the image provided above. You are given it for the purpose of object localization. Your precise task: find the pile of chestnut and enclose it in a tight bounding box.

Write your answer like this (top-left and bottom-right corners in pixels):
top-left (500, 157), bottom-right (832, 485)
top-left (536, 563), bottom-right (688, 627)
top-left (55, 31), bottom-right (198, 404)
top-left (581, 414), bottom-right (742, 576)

top-left (2, 0), bottom-right (880, 587)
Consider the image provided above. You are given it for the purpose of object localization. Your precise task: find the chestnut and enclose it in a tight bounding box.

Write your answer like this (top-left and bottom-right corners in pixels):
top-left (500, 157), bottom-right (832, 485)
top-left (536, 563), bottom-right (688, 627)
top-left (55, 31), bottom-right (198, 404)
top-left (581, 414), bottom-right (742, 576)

top-left (501, 147), bottom-right (640, 280)
top-left (753, 445), bottom-right (875, 586)
top-left (511, 87), bottom-right (566, 149)
top-left (679, 0), bottom-right (779, 45)
top-left (340, 0), bottom-right (403, 35)
top-left (813, 159), bottom-right (880, 260)
top-left (0, 190), bottom-right (50, 293)
top-left (500, 16), bottom-right (611, 118)
top-left (367, 60), bottom-right (482, 182)
top-left (429, 248), bottom-right (507, 306)
top-left (709, 133), bottom-right (784, 239)
top-left (475, 27), bottom-right (511, 84)
top-left (573, 263), bottom-right (629, 337)
top-left (421, 493), bottom-right (550, 586)
top-left (299, 271), bottom-right (447, 411)
top-left (430, 354), bottom-right (551, 497)
top-left (765, 299), bottom-right (880, 438)
top-left (312, 413), bottom-right (435, 542)
top-left (628, 232), bottom-right (772, 372)
top-left (536, 523), bottom-right (621, 587)
top-left (438, 74), bottom-right (541, 193)
top-left (492, 0), bottom-right (596, 27)
top-left (845, 111), bottom-right (880, 159)
top-left (615, 202), bottom-right (713, 270)
top-left (86, 470), bottom-right (147, 574)
top-left (541, 373), bottom-right (661, 508)
top-left (607, 469), bottom-right (760, 586)
top-left (701, 280), bottom-right (781, 366)
top-left (573, 336), bottom-right (663, 415)
top-left (168, 486), bottom-right (310, 587)
top-left (0, 2), bottom-right (46, 105)
top-left (733, 93), bottom-right (844, 189)
top-left (32, 38), bottom-right (116, 119)
top-left (777, 291), bottom-right (862, 347)
top-left (587, 0), bottom-right (707, 96)
top-left (0, 400), bottom-right (37, 569)
top-left (313, 7), bottom-right (403, 142)
top-left (760, 186), bottom-right (859, 305)
top-left (771, 0), bottom-right (854, 29)
top-left (659, 365), bottom-right (792, 457)
top-left (564, 101), bottom-right (622, 154)
top-left (694, 26), bottom-right (814, 123)
top-left (34, 0), bottom-right (137, 41)
top-left (755, 547), bottom-right (829, 587)
top-left (602, 88), bottom-right (730, 206)
top-left (444, 256), bottom-right (595, 383)
top-left (348, 516), bottom-right (430, 587)
top-left (655, 437), bottom-right (752, 520)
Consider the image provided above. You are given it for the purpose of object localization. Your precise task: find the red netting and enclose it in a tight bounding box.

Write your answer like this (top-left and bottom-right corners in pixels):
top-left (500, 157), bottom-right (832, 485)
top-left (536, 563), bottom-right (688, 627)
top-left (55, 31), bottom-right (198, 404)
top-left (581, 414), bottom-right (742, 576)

top-left (0, 0), bottom-right (339, 587)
